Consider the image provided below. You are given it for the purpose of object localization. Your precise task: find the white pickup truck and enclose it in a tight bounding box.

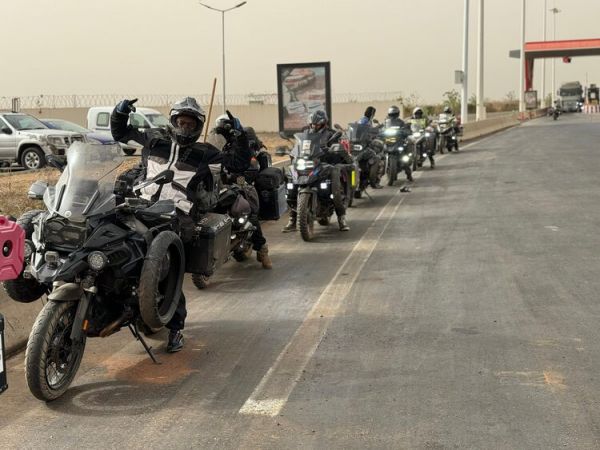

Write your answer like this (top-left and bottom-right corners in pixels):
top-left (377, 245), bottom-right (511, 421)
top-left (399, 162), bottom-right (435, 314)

top-left (87, 107), bottom-right (169, 155)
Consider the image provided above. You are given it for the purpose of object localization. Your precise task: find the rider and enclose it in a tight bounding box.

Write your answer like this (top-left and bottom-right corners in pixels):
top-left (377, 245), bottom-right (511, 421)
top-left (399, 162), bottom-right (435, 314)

top-left (111, 97), bottom-right (252, 353)
top-left (213, 116), bottom-right (273, 270)
top-left (358, 106), bottom-right (377, 126)
top-left (410, 106), bottom-right (435, 169)
top-left (282, 110), bottom-right (352, 232)
top-left (441, 106), bottom-right (460, 150)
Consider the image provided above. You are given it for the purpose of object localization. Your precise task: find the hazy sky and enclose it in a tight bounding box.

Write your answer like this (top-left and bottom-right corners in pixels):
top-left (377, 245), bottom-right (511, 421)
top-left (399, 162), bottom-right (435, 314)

top-left (2, 0), bottom-right (600, 103)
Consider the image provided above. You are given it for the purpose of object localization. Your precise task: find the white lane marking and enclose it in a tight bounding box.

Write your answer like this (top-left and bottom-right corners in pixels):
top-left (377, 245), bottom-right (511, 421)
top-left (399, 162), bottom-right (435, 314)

top-left (239, 189), bottom-right (406, 416)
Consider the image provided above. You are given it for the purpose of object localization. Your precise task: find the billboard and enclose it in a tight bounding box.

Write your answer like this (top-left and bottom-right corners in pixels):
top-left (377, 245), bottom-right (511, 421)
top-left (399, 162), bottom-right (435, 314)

top-left (277, 62), bottom-right (331, 134)
top-left (525, 90), bottom-right (538, 110)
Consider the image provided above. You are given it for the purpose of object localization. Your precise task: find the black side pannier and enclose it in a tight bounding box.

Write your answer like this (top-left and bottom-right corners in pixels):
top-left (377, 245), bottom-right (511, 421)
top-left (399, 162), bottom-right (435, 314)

top-left (258, 184), bottom-right (288, 220)
top-left (255, 167), bottom-right (284, 192)
top-left (184, 213), bottom-right (232, 276)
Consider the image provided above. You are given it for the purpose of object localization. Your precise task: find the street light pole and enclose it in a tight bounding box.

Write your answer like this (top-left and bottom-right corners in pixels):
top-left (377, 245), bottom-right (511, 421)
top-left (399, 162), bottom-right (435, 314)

top-left (550, 6), bottom-right (561, 104)
top-left (198, 1), bottom-right (247, 113)
top-left (541, 0), bottom-right (547, 107)
top-left (519, 0), bottom-right (526, 113)
top-left (461, 0), bottom-right (470, 124)
top-left (476, 0), bottom-right (485, 121)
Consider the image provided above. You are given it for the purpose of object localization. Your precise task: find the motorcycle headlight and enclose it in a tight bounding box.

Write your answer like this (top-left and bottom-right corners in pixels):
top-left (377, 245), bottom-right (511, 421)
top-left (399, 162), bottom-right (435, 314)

top-left (88, 251), bottom-right (108, 271)
top-left (295, 158), bottom-right (314, 171)
top-left (399, 146), bottom-right (404, 151)
top-left (425, 132), bottom-right (431, 137)
top-left (24, 239), bottom-right (35, 260)
top-left (401, 155), bottom-right (410, 163)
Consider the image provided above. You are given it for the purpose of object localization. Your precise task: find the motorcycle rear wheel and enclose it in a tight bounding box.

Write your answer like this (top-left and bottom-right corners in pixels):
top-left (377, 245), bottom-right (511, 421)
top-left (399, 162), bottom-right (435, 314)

top-left (25, 301), bottom-right (85, 401)
top-left (298, 193), bottom-right (315, 242)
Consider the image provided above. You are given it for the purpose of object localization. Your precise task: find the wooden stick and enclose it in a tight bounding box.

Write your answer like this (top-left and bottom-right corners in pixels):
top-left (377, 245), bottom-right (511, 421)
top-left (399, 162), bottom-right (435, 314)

top-left (204, 78), bottom-right (218, 142)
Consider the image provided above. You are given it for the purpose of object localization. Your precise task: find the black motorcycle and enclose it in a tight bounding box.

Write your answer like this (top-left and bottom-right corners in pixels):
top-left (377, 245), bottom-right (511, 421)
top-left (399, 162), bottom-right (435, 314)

top-left (279, 131), bottom-right (356, 241)
top-left (342, 122), bottom-right (383, 199)
top-left (380, 121), bottom-right (414, 185)
top-left (3, 143), bottom-right (188, 401)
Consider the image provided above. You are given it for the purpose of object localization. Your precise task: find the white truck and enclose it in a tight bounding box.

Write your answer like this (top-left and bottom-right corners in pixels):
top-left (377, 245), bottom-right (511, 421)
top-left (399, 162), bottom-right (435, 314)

top-left (87, 107), bottom-right (169, 155)
top-left (558, 81), bottom-right (583, 112)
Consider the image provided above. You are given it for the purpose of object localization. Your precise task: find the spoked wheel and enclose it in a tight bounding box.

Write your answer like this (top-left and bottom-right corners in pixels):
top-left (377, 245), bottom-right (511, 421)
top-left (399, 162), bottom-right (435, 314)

top-left (26, 301), bottom-right (86, 401)
top-left (192, 274), bottom-right (210, 290)
top-left (297, 192), bottom-right (315, 242)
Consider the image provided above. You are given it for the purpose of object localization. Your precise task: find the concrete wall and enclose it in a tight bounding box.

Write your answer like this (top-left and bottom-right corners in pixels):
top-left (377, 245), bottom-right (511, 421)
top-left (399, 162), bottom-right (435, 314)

top-left (22, 100), bottom-right (402, 133)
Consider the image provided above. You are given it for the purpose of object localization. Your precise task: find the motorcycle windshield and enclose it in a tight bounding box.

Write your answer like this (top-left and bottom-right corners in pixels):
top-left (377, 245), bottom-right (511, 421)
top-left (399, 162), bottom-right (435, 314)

top-left (292, 132), bottom-right (324, 160)
top-left (44, 142), bottom-right (125, 222)
top-left (347, 122), bottom-right (371, 144)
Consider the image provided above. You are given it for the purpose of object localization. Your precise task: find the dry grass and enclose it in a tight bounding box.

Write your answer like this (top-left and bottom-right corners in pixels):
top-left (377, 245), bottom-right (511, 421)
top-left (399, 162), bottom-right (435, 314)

top-left (0, 134), bottom-right (286, 219)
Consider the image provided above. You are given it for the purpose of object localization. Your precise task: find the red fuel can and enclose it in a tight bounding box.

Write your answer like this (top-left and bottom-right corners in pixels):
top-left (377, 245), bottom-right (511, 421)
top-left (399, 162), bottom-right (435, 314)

top-left (0, 216), bottom-right (24, 282)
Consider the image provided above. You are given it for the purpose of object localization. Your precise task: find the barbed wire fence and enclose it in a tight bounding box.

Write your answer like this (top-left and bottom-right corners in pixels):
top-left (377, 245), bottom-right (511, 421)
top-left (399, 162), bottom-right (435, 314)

top-left (0, 92), bottom-right (405, 110)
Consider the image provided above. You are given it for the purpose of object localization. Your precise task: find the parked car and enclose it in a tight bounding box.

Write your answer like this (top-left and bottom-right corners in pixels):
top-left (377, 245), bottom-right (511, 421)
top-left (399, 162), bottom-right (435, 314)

top-left (40, 118), bottom-right (116, 145)
top-left (0, 112), bottom-right (85, 170)
top-left (87, 106), bottom-right (169, 155)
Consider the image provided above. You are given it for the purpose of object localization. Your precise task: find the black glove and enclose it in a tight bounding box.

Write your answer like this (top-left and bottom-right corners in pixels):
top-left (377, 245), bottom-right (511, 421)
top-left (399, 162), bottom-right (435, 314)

top-left (115, 98), bottom-right (138, 116)
top-left (216, 110), bottom-right (243, 137)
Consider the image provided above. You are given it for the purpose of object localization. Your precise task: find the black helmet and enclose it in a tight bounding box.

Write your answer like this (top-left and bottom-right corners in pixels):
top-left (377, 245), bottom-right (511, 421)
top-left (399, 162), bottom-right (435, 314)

top-left (413, 107), bottom-right (423, 118)
top-left (443, 106), bottom-right (452, 114)
top-left (387, 105), bottom-right (400, 118)
top-left (169, 97), bottom-right (206, 146)
top-left (309, 110), bottom-right (328, 127)
top-left (364, 106), bottom-right (376, 120)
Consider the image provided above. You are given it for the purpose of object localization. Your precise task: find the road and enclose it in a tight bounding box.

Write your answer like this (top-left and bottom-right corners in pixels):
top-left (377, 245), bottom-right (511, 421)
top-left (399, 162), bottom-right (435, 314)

top-left (2, 113), bottom-right (600, 449)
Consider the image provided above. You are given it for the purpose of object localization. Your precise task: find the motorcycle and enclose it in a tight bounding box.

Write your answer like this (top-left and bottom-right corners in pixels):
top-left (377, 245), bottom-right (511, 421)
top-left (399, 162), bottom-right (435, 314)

top-left (406, 123), bottom-right (433, 171)
top-left (340, 122), bottom-right (383, 199)
top-left (436, 113), bottom-right (459, 153)
top-left (380, 120), bottom-right (414, 185)
top-left (190, 181), bottom-right (256, 290)
top-left (279, 131), bottom-right (356, 241)
top-left (2, 142), bottom-right (189, 401)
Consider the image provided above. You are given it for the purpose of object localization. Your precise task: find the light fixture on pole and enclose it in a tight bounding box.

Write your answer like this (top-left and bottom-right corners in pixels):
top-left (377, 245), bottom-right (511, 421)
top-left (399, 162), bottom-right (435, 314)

top-left (550, 6), bottom-right (561, 104)
top-left (198, 1), bottom-right (247, 113)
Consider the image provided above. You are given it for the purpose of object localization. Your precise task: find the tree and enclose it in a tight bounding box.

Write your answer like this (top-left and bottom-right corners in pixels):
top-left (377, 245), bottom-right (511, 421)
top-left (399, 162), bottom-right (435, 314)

top-left (442, 89), bottom-right (461, 113)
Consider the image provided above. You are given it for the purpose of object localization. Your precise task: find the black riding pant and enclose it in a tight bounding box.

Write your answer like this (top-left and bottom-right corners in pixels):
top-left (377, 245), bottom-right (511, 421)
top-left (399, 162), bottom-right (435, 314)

top-left (167, 293), bottom-right (187, 331)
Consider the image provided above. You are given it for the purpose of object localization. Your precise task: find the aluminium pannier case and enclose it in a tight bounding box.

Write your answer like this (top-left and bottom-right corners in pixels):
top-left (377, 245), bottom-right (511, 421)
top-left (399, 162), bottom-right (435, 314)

top-left (184, 213), bottom-right (232, 276)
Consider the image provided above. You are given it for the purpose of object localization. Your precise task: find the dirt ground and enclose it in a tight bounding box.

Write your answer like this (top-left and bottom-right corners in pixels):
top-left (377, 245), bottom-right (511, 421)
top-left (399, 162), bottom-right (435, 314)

top-left (0, 133), bottom-right (291, 219)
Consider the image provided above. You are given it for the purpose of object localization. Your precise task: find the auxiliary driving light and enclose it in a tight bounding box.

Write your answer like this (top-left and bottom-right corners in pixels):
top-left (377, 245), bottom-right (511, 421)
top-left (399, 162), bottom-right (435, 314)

top-left (287, 183), bottom-right (294, 190)
top-left (320, 182), bottom-right (328, 190)
top-left (87, 251), bottom-right (108, 271)
top-left (44, 251), bottom-right (59, 264)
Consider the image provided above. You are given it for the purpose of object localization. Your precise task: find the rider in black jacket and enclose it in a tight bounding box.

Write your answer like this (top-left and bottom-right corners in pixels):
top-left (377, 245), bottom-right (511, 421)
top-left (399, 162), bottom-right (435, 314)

top-left (111, 97), bottom-right (252, 353)
top-left (282, 110), bottom-right (352, 232)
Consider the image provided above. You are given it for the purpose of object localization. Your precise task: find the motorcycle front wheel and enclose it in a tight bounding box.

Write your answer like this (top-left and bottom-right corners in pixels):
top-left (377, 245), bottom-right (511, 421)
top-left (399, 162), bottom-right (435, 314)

top-left (297, 192), bottom-right (315, 242)
top-left (25, 301), bottom-right (86, 401)
top-left (387, 157), bottom-right (397, 186)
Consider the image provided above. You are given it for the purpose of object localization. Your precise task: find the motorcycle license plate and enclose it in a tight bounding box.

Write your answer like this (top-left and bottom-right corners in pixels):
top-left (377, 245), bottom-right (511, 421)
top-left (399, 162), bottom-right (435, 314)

top-left (0, 314), bottom-right (6, 394)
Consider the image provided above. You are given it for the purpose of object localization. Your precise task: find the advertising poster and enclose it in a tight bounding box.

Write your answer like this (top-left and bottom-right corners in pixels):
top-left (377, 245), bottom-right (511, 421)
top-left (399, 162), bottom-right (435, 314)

top-left (277, 62), bottom-right (331, 134)
top-left (525, 90), bottom-right (538, 110)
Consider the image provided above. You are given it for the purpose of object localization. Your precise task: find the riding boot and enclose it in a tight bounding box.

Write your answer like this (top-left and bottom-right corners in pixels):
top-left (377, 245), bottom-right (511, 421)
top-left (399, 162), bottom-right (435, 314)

top-left (338, 215), bottom-right (350, 231)
top-left (282, 213), bottom-right (297, 232)
top-left (256, 244), bottom-right (273, 270)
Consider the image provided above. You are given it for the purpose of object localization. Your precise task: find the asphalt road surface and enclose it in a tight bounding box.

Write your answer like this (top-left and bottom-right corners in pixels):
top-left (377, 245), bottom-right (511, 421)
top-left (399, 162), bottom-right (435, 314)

top-left (2, 114), bottom-right (600, 449)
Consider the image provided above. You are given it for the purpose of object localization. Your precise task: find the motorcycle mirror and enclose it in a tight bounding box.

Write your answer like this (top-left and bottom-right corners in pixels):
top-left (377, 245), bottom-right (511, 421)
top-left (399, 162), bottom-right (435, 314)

top-left (278, 131), bottom-right (292, 142)
top-left (275, 146), bottom-right (290, 156)
top-left (333, 123), bottom-right (343, 131)
top-left (372, 119), bottom-right (380, 125)
top-left (45, 155), bottom-right (66, 172)
top-left (27, 180), bottom-right (48, 200)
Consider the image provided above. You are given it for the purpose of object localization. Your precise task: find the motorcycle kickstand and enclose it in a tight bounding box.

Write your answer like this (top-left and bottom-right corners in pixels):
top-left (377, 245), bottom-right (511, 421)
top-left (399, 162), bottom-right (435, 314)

top-left (129, 323), bottom-right (161, 364)
top-left (363, 189), bottom-right (374, 201)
